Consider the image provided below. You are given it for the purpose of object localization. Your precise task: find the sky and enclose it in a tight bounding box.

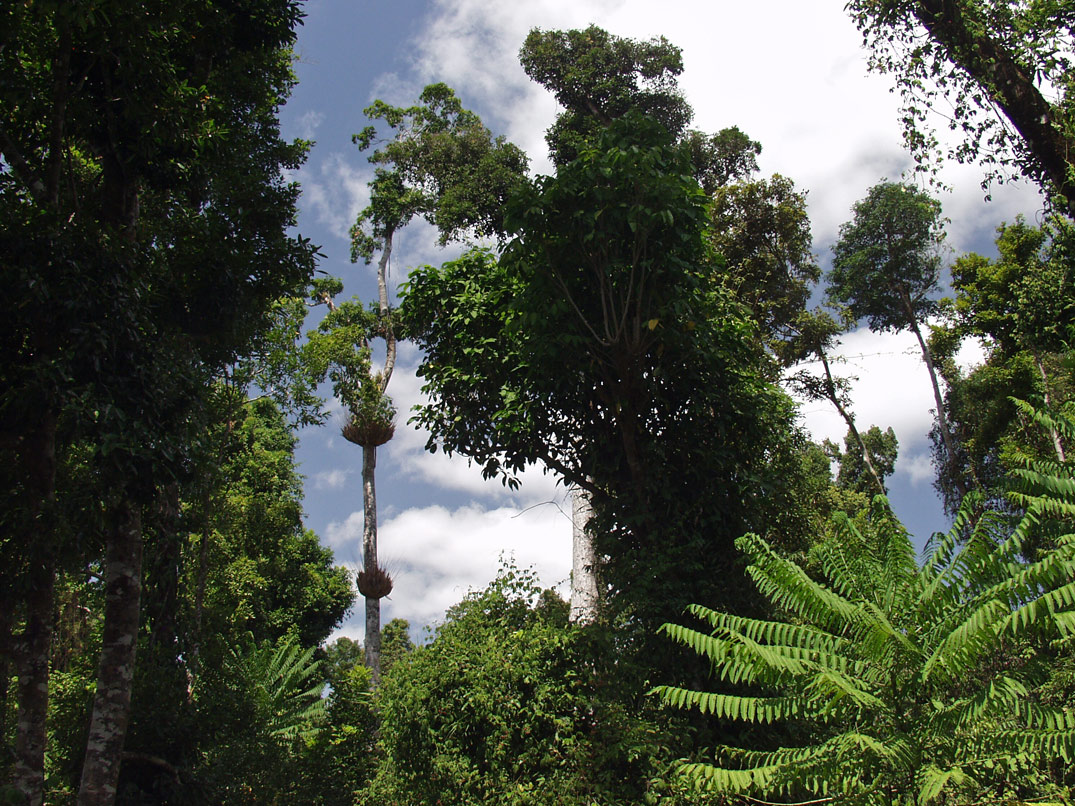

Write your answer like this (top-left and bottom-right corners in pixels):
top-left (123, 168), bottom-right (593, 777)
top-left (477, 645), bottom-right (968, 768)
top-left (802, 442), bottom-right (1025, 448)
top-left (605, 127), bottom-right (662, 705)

top-left (276, 0), bottom-right (1046, 644)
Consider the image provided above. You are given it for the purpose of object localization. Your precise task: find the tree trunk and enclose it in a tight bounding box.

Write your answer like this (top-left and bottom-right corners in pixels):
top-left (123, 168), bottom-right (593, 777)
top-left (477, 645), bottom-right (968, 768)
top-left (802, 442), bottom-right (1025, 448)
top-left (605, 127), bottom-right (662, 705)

top-left (569, 484), bottom-right (599, 624)
top-left (10, 411), bottom-right (58, 806)
top-left (911, 0), bottom-right (1075, 215)
top-left (1033, 352), bottom-right (1066, 464)
top-left (818, 351), bottom-right (886, 495)
top-left (376, 229), bottom-right (397, 389)
top-left (361, 444), bottom-right (381, 685)
top-left (901, 292), bottom-right (969, 498)
top-left (77, 498), bottom-right (143, 806)
top-left (11, 565), bottom-right (55, 806)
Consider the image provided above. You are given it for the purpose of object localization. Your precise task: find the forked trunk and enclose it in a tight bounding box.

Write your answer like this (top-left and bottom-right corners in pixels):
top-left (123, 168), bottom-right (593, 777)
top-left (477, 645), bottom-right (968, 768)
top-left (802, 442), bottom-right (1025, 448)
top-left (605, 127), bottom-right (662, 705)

top-left (77, 498), bottom-right (143, 806)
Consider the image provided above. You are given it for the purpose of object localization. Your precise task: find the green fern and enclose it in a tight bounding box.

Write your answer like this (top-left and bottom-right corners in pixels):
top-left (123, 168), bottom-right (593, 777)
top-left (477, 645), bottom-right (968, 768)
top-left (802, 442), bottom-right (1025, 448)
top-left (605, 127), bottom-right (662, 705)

top-left (657, 421), bottom-right (1075, 804)
top-left (227, 633), bottom-right (327, 744)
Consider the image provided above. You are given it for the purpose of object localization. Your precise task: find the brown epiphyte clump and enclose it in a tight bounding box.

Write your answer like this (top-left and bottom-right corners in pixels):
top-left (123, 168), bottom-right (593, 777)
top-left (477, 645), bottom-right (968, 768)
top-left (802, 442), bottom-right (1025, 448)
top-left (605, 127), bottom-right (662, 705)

top-left (357, 566), bottom-right (393, 599)
top-left (341, 415), bottom-right (395, 447)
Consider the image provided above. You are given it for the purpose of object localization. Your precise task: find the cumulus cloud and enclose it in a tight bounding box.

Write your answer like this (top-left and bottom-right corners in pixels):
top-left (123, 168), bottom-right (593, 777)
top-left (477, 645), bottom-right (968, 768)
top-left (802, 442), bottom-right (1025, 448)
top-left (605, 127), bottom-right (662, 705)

top-left (327, 499), bottom-right (573, 643)
top-left (310, 0), bottom-right (1050, 637)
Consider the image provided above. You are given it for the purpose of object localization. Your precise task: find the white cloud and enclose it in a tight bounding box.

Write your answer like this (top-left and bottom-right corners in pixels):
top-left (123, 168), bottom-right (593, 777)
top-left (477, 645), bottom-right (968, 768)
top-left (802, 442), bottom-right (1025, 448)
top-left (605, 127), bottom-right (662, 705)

top-left (296, 109), bottom-right (325, 140)
top-left (788, 325), bottom-right (991, 488)
top-left (327, 499), bottom-right (572, 643)
top-left (300, 152), bottom-right (371, 241)
top-left (310, 0), bottom-right (1051, 639)
top-left (313, 468), bottom-right (352, 490)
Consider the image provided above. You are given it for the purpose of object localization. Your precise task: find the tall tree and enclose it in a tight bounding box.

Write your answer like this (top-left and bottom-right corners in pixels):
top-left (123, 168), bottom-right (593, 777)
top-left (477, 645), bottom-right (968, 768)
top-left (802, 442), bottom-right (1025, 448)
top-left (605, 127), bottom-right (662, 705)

top-left (828, 181), bottom-right (966, 496)
top-left (404, 114), bottom-right (807, 649)
top-left (519, 25), bottom-right (692, 164)
top-left (325, 83), bottom-right (527, 684)
top-left (0, 2), bottom-right (315, 802)
top-left (848, 0), bottom-right (1075, 212)
top-left (708, 174), bottom-right (820, 351)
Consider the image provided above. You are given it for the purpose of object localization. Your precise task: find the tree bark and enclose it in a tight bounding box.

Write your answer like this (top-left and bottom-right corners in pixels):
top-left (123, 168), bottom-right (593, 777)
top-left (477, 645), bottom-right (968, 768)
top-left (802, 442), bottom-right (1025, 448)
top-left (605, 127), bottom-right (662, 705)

top-left (12, 566), bottom-right (55, 806)
top-left (361, 445), bottom-right (381, 685)
top-left (10, 411), bottom-right (58, 806)
top-left (911, 0), bottom-right (1075, 215)
top-left (569, 484), bottom-right (599, 624)
top-left (376, 229), bottom-right (397, 389)
top-left (78, 498), bottom-right (143, 806)
top-left (901, 291), bottom-right (969, 498)
top-left (1033, 352), bottom-right (1066, 464)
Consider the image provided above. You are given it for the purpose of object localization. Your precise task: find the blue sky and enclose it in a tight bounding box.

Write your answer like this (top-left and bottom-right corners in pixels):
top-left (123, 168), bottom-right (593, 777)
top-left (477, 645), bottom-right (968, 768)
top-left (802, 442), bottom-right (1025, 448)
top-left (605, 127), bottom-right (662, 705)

top-left (277, 0), bottom-right (1045, 643)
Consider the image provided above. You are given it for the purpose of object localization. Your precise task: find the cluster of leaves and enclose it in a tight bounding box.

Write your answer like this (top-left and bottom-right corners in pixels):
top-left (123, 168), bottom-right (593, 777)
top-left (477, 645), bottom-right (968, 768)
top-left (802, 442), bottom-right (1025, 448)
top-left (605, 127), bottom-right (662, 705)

top-left (659, 427), bottom-right (1075, 803)
top-left (931, 215), bottom-right (1075, 511)
top-left (360, 565), bottom-right (720, 806)
top-left (847, 0), bottom-right (1075, 210)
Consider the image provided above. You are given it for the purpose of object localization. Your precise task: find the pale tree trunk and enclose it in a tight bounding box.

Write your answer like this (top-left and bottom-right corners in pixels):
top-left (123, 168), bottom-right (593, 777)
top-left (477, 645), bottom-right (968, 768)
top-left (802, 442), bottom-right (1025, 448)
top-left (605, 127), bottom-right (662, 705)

top-left (377, 230), bottom-right (397, 389)
top-left (78, 498), bottom-right (143, 806)
top-left (569, 485), bottom-right (598, 624)
top-left (901, 291), bottom-right (970, 498)
top-left (1033, 352), bottom-right (1066, 463)
top-left (361, 444), bottom-right (381, 684)
top-left (361, 231), bottom-right (396, 686)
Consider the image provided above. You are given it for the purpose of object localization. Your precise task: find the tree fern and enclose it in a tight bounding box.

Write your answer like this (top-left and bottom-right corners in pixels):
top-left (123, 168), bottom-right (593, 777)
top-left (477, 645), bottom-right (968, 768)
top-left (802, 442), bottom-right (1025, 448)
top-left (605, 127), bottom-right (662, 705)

top-left (657, 449), bottom-right (1075, 804)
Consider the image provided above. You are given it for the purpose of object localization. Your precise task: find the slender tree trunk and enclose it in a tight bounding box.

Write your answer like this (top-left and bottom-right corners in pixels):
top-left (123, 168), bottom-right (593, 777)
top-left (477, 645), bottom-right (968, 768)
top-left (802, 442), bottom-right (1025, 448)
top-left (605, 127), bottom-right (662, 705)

top-left (11, 411), bottom-right (58, 806)
top-left (12, 565), bottom-right (55, 806)
top-left (569, 484), bottom-right (598, 624)
top-left (902, 293), bottom-right (969, 498)
top-left (377, 229), bottom-right (397, 389)
top-left (0, 605), bottom-right (11, 756)
top-left (361, 444), bottom-right (381, 684)
top-left (78, 498), bottom-right (143, 806)
top-left (1033, 352), bottom-right (1066, 463)
top-left (819, 351), bottom-right (886, 495)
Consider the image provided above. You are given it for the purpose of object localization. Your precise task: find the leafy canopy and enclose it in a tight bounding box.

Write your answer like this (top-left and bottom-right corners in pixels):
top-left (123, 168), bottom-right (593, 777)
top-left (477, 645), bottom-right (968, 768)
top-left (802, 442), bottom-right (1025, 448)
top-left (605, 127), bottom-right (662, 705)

top-left (829, 181), bottom-right (946, 332)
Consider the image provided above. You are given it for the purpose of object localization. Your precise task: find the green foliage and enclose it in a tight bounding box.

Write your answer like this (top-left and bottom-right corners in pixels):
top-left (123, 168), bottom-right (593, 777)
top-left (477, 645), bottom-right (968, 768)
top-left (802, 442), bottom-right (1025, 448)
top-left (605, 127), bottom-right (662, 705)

top-left (931, 217), bottom-right (1075, 510)
top-left (826, 425), bottom-right (899, 495)
top-left (226, 633), bottom-right (326, 743)
top-left (847, 0), bottom-right (1075, 209)
top-left (519, 25), bottom-right (692, 163)
top-left (403, 115), bottom-right (811, 646)
top-left (707, 173), bottom-right (819, 347)
top-left (351, 82), bottom-right (528, 260)
top-left (191, 398), bottom-right (353, 648)
top-left (829, 181), bottom-right (946, 333)
top-left (658, 485), bottom-right (1075, 804)
top-left (362, 565), bottom-right (711, 806)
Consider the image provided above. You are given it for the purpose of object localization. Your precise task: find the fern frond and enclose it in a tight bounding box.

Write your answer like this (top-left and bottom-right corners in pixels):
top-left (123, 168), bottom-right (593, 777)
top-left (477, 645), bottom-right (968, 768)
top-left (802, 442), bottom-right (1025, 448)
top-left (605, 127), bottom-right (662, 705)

top-left (653, 686), bottom-right (813, 724)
